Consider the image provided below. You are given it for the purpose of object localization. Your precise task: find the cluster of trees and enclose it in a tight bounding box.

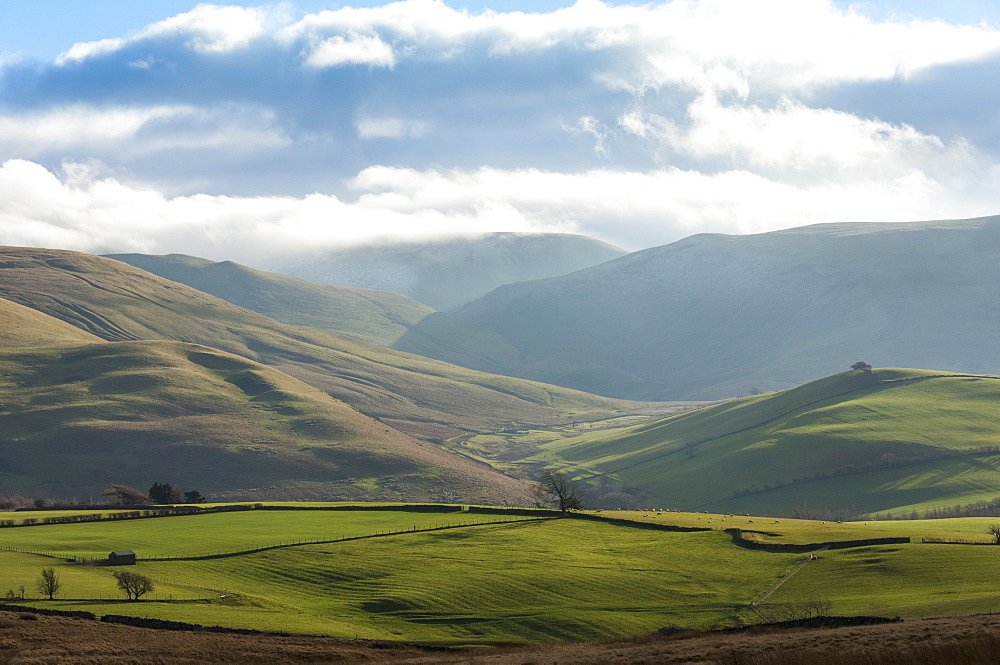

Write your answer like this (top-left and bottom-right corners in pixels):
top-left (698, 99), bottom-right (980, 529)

top-left (12, 568), bottom-right (155, 602)
top-left (102, 483), bottom-right (205, 506)
top-left (148, 482), bottom-right (204, 505)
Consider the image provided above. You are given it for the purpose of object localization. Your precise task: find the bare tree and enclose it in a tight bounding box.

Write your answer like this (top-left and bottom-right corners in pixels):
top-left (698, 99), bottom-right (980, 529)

top-left (35, 567), bottom-right (61, 600)
top-left (535, 469), bottom-right (584, 513)
top-left (989, 524), bottom-right (1000, 544)
top-left (102, 484), bottom-right (149, 506)
top-left (113, 571), bottom-right (154, 601)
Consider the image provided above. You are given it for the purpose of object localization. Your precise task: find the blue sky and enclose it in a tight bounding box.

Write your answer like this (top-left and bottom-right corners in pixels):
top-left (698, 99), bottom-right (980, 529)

top-left (2, 0), bottom-right (1000, 264)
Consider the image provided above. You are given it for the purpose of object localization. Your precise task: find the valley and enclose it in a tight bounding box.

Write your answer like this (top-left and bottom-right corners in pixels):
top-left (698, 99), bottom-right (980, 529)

top-left (4, 219), bottom-right (1000, 661)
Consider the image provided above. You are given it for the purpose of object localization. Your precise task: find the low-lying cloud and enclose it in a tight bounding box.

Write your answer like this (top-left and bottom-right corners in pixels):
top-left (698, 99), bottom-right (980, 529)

top-left (2, 0), bottom-right (1000, 256)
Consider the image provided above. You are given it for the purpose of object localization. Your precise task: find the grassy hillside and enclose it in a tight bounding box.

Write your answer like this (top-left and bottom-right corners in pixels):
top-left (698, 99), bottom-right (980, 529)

top-left (4, 507), bottom-right (1000, 647)
top-left (456, 216), bottom-right (1000, 400)
top-left (0, 247), bottom-right (672, 446)
top-left (531, 368), bottom-right (1000, 515)
top-left (104, 253), bottom-right (437, 347)
top-left (0, 298), bottom-right (101, 347)
top-left (268, 232), bottom-right (627, 311)
top-left (0, 326), bottom-right (531, 503)
top-left (105, 252), bottom-right (525, 374)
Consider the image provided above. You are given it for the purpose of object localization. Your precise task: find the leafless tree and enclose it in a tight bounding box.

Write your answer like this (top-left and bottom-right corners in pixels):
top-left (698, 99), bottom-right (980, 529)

top-left (102, 484), bottom-right (149, 506)
top-left (535, 469), bottom-right (584, 513)
top-left (35, 567), bottom-right (61, 600)
top-left (113, 571), bottom-right (154, 601)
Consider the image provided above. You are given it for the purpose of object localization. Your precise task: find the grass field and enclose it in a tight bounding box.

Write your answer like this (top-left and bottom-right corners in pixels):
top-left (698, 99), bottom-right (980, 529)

top-left (3, 506), bottom-right (1000, 646)
top-left (599, 510), bottom-right (999, 544)
top-left (532, 369), bottom-right (1000, 516)
top-left (0, 507), bottom-right (535, 559)
top-left (764, 542), bottom-right (1000, 619)
top-left (0, 508), bottom-right (799, 644)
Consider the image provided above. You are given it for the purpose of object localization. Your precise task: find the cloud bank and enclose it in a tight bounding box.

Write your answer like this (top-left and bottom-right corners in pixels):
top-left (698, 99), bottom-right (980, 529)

top-left (2, 0), bottom-right (1000, 261)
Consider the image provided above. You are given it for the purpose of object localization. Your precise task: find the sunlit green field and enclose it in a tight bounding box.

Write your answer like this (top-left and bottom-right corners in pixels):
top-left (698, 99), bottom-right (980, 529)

top-left (0, 508), bottom-right (797, 644)
top-left (601, 510), bottom-right (999, 544)
top-left (4, 507), bottom-right (1000, 646)
top-left (765, 543), bottom-right (1000, 619)
top-left (0, 507), bottom-right (532, 559)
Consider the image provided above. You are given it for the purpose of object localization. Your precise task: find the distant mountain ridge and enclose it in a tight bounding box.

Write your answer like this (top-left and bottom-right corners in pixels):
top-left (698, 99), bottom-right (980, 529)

top-left (265, 232), bottom-right (628, 311)
top-left (455, 217), bottom-right (1000, 400)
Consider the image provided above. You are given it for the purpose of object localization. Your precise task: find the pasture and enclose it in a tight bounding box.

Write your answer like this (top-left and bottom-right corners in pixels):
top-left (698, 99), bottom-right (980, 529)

top-left (0, 506), bottom-right (526, 559)
top-left (1, 505), bottom-right (999, 646)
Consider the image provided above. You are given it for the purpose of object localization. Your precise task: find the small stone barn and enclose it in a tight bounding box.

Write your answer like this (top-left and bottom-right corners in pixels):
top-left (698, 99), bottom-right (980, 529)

top-left (108, 550), bottom-right (136, 565)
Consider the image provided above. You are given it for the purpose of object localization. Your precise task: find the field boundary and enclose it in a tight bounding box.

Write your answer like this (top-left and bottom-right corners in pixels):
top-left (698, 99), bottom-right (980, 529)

top-left (32, 515), bottom-right (553, 564)
top-left (724, 529), bottom-right (910, 552)
top-left (569, 512), bottom-right (714, 533)
top-left (0, 502), bottom-right (521, 528)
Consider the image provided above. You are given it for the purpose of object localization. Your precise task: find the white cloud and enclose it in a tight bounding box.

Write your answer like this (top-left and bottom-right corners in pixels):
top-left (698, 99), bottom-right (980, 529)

top-left (3, 157), bottom-right (1000, 268)
top-left (276, 0), bottom-right (1000, 92)
top-left (304, 33), bottom-right (397, 68)
top-left (0, 104), bottom-right (290, 161)
top-left (55, 4), bottom-right (273, 65)
top-left (6, 1), bottom-right (1000, 258)
top-left (618, 93), bottom-right (985, 182)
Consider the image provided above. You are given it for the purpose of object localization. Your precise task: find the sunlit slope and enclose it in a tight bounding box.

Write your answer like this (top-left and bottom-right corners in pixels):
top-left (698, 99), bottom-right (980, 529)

top-left (0, 297), bottom-right (101, 347)
top-left (105, 253), bottom-right (435, 347)
top-left (537, 368), bottom-right (1000, 515)
top-left (105, 252), bottom-right (524, 374)
top-left (0, 247), bottom-right (660, 443)
top-left (0, 335), bottom-right (531, 503)
top-left (456, 217), bottom-right (1000, 400)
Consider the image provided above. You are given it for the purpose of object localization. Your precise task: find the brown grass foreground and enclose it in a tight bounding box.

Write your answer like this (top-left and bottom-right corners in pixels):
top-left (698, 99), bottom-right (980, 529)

top-left (3, 611), bottom-right (1000, 664)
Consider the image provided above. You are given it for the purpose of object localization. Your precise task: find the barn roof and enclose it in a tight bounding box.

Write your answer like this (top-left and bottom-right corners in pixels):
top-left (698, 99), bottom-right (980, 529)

top-left (110, 550), bottom-right (135, 556)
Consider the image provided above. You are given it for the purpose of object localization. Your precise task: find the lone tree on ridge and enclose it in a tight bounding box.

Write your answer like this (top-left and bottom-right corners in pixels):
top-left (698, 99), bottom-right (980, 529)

top-left (850, 361), bottom-right (873, 372)
top-left (113, 571), bottom-right (154, 601)
top-left (535, 469), bottom-right (584, 513)
top-left (35, 567), bottom-right (61, 600)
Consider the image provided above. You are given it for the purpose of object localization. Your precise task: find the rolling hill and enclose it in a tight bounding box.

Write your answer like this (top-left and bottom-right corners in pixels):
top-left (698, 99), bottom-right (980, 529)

top-left (0, 247), bottom-right (671, 447)
top-left (266, 232), bottom-right (628, 311)
top-left (531, 367), bottom-right (1000, 515)
top-left (0, 299), bottom-right (532, 502)
top-left (103, 253), bottom-right (437, 347)
top-left (104, 252), bottom-right (523, 374)
top-left (455, 216), bottom-right (1000, 400)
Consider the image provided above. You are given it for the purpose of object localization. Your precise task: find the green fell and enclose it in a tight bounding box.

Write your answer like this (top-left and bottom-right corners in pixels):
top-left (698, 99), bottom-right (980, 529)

top-left (0, 247), bottom-right (672, 446)
top-left (534, 368), bottom-right (1000, 515)
top-left (0, 326), bottom-right (531, 503)
top-left (105, 252), bottom-right (529, 376)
